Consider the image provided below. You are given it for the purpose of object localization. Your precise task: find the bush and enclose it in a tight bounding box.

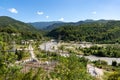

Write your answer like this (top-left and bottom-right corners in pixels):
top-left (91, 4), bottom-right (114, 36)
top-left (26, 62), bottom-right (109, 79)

top-left (112, 61), bottom-right (117, 66)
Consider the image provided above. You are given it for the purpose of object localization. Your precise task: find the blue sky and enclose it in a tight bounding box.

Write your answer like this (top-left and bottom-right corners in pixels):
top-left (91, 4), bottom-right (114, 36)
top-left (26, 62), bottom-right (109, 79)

top-left (0, 0), bottom-right (120, 22)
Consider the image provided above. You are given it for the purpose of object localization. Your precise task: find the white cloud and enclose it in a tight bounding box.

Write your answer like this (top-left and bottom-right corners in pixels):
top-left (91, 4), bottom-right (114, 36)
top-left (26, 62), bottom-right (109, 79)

top-left (46, 16), bottom-right (49, 19)
top-left (92, 11), bottom-right (97, 14)
top-left (8, 8), bottom-right (18, 14)
top-left (59, 17), bottom-right (64, 21)
top-left (37, 11), bottom-right (44, 15)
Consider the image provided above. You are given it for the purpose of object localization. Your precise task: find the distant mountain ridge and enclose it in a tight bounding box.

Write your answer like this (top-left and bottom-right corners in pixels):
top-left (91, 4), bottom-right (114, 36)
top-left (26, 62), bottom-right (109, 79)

top-left (29, 21), bottom-right (64, 30)
top-left (29, 19), bottom-right (112, 30)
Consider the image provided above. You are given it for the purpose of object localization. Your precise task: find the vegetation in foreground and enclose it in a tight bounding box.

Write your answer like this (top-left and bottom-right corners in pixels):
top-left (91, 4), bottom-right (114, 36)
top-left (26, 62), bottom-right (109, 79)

top-left (82, 44), bottom-right (120, 57)
top-left (0, 44), bottom-right (94, 80)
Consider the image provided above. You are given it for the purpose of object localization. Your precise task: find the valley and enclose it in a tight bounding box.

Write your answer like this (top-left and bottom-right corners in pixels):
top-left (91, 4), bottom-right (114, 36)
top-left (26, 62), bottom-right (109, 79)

top-left (0, 16), bottom-right (120, 80)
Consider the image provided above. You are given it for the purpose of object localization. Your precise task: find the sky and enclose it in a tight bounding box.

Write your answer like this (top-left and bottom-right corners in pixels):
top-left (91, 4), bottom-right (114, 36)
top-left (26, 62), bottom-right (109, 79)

top-left (0, 0), bottom-right (120, 22)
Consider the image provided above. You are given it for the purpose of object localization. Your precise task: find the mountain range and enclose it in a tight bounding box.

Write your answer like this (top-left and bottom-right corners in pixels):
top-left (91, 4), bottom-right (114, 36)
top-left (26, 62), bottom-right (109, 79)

top-left (1, 16), bottom-right (120, 43)
top-left (29, 19), bottom-right (110, 30)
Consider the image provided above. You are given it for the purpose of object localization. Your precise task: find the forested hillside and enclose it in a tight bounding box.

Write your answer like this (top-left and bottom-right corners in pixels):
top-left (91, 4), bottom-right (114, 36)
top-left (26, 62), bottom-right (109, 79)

top-left (0, 16), bottom-right (42, 40)
top-left (48, 21), bottom-right (120, 43)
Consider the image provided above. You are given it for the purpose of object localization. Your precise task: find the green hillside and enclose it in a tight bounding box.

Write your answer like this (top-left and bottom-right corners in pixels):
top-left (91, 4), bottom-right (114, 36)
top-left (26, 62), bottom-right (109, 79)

top-left (0, 16), bottom-right (42, 40)
top-left (48, 21), bottom-right (120, 43)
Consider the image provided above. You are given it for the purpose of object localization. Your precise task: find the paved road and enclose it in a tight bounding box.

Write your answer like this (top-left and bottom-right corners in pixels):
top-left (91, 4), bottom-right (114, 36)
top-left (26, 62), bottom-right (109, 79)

top-left (15, 44), bottom-right (38, 64)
